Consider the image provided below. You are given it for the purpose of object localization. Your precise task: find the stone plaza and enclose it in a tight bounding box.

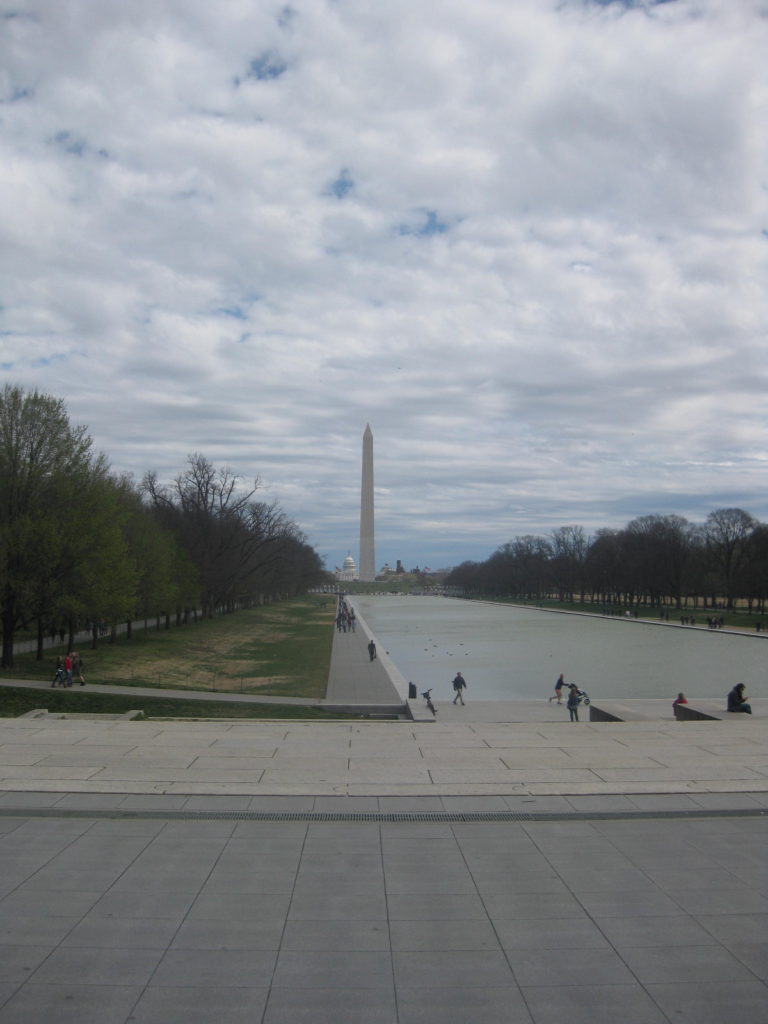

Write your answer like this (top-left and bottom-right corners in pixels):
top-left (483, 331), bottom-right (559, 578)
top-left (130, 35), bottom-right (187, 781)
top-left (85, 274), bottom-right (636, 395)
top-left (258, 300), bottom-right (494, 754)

top-left (0, 625), bottom-right (765, 1023)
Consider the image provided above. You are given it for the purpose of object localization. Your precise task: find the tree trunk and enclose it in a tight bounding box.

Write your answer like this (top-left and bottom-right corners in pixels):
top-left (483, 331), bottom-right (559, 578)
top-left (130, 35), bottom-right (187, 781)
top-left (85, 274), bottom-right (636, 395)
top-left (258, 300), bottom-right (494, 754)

top-left (36, 617), bottom-right (45, 660)
top-left (1, 597), bottom-right (16, 668)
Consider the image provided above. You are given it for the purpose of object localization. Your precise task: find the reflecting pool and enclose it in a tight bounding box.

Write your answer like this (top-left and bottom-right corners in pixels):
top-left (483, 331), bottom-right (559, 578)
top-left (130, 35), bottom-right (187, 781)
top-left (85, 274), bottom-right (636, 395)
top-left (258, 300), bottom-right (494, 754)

top-left (353, 595), bottom-right (767, 701)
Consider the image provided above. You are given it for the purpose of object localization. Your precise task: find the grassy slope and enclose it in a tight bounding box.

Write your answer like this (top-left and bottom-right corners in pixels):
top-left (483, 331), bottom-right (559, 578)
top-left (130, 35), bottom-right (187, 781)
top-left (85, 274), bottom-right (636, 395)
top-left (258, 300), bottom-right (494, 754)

top-left (0, 597), bottom-right (340, 719)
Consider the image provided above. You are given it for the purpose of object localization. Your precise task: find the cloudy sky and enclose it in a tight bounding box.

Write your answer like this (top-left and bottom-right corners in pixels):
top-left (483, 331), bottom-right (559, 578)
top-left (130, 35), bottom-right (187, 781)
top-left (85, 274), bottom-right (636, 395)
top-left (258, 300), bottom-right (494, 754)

top-left (2, 0), bottom-right (767, 572)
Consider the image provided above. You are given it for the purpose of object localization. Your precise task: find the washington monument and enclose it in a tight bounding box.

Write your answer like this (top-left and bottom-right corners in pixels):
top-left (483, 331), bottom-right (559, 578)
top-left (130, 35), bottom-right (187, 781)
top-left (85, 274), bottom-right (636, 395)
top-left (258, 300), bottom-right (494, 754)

top-left (359, 424), bottom-right (375, 582)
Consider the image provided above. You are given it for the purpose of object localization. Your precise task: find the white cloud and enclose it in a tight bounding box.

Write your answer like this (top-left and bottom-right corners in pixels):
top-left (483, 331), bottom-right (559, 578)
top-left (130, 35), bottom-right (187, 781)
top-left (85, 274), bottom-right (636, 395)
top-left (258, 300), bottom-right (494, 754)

top-left (1, 0), bottom-right (767, 571)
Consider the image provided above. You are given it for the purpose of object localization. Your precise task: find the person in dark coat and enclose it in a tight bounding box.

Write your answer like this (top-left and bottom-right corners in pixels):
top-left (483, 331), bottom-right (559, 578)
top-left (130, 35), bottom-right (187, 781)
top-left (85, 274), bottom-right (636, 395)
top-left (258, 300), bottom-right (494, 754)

top-left (452, 672), bottom-right (467, 705)
top-left (567, 684), bottom-right (581, 722)
top-left (727, 683), bottom-right (752, 714)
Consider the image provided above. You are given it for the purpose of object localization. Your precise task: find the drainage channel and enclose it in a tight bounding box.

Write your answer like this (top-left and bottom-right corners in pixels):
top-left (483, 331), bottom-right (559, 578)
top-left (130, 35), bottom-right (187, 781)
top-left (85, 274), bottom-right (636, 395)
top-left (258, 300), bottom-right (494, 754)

top-left (0, 807), bottom-right (764, 823)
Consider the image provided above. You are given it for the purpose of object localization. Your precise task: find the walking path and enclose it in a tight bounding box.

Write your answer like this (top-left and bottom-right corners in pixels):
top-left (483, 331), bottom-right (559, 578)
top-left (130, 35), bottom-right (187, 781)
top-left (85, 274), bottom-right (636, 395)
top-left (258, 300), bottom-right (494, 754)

top-left (0, 623), bottom-right (765, 1022)
top-left (324, 616), bottom-right (404, 707)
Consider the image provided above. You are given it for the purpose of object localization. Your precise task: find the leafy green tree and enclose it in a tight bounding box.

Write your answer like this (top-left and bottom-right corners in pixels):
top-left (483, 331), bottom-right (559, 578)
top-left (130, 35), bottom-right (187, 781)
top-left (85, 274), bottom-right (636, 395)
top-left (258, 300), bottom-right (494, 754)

top-left (59, 473), bottom-right (138, 646)
top-left (114, 476), bottom-right (199, 636)
top-left (0, 386), bottom-right (93, 667)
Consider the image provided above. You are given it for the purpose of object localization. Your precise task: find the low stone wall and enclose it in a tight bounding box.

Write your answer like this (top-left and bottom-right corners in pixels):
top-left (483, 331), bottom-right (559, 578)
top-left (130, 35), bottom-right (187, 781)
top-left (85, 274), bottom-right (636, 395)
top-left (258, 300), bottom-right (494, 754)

top-left (674, 702), bottom-right (723, 721)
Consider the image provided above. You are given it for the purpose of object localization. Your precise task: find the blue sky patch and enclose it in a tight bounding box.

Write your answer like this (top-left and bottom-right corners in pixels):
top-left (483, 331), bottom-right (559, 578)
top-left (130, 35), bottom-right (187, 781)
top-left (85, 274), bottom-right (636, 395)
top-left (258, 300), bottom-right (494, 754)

top-left (52, 130), bottom-right (87, 156)
top-left (244, 53), bottom-right (288, 82)
top-left (586, 0), bottom-right (678, 8)
top-left (1, 86), bottom-right (32, 103)
top-left (398, 209), bottom-right (449, 237)
top-left (328, 168), bottom-right (354, 199)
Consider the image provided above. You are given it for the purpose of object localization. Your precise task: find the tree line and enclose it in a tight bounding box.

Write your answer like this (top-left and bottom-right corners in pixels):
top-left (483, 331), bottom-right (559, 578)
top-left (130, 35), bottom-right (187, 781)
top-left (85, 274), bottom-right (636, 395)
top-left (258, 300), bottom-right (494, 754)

top-left (0, 385), bottom-right (326, 667)
top-left (445, 510), bottom-right (768, 614)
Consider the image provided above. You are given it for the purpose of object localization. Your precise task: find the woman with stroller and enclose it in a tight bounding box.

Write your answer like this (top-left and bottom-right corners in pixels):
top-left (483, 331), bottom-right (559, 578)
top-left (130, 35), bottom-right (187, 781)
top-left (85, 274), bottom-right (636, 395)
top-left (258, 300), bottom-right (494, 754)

top-left (549, 673), bottom-right (565, 704)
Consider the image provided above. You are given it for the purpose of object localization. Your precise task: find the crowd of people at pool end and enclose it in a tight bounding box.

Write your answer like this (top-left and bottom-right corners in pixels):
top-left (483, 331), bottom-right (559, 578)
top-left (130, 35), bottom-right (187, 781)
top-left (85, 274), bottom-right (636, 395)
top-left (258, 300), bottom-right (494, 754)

top-left (418, 666), bottom-right (755, 720)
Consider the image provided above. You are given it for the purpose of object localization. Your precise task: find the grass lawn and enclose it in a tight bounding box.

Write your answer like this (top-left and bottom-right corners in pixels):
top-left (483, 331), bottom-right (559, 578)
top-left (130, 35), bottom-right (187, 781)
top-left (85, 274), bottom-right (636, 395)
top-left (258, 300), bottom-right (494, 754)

top-left (1, 597), bottom-right (336, 699)
top-left (493, 597), bottom-right (765, 631)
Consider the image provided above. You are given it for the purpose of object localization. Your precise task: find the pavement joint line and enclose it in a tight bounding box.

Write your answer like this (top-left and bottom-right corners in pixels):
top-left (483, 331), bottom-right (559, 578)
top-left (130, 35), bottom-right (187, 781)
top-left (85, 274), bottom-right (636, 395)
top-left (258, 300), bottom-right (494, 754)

top-left (0, 806), bottom-right (764, 823)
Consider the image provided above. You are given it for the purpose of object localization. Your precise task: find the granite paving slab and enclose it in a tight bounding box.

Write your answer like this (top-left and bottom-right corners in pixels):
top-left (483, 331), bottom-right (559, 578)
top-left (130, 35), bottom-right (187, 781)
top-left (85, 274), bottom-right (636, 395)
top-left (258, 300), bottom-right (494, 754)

top-left (0, 804), bottom-right (764, 1023)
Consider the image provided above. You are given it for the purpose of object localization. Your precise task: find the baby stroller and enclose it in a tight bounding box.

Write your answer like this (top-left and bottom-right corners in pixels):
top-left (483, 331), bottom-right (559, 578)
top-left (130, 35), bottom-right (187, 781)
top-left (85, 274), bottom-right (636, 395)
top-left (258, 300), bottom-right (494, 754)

top-left (574, 687), bottom-right (590, 706)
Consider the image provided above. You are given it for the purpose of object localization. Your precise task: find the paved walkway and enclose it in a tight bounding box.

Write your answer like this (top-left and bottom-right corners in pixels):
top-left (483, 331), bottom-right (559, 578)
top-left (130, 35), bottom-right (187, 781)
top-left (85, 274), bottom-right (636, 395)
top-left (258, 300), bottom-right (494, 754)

top-left (0, 789), bottom-right (764, 1024)
top-left (0, 629), bottom-right (765, 1021)
top-left (324, 622), bottom-right (404, 707)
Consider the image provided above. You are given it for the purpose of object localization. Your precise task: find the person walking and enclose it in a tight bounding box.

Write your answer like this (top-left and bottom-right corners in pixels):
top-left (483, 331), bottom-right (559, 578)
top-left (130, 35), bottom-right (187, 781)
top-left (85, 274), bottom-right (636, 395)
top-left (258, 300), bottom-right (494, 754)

top-left (367, 639), bottom-right (377, 661)
top-left (567, 684), bottom-right (581, 722)
top-left (549, 673), bottom-right (565, 704)
top-left (73, 652), bottom-right (85, 686)
top-left (51, 656), bottom-right (65, 687)
top-left (452, 671), bottom-right (467, 705)
top-left (63, 652), bottom-right (74, 687)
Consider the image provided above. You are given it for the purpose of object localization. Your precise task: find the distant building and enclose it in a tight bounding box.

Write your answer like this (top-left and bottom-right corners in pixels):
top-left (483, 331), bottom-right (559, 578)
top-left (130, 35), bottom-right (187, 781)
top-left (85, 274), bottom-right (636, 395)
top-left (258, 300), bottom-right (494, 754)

top-left (335, 553), bottom-right (358, 582)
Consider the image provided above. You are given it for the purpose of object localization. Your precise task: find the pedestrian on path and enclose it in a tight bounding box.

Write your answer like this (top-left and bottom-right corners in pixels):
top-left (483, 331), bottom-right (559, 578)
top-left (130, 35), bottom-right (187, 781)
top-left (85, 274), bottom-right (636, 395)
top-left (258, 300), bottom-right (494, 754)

top-left (549, 673), bottom-right (565, 704)
top-left (51, 656), bottom-right (65, 687)
top-left (567, 684), bottom-right (581, 722)
top-left (367, 639), bottom-right (377, 661)
top-left (73, 653), bottom-right (85, 686)
top-left (452, 671), bottom-right (467, 705)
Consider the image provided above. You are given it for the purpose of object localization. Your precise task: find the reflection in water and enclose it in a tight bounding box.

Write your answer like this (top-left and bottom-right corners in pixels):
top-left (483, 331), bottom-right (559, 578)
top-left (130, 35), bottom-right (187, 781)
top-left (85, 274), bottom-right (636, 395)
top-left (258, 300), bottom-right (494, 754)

top-left (353, 596), bottom-right (766, 702)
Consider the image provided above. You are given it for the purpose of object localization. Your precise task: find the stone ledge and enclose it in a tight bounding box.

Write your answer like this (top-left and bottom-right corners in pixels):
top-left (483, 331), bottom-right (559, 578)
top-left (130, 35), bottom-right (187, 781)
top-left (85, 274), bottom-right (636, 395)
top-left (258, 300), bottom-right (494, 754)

top-left (18, 709), bottom-right (144, 721)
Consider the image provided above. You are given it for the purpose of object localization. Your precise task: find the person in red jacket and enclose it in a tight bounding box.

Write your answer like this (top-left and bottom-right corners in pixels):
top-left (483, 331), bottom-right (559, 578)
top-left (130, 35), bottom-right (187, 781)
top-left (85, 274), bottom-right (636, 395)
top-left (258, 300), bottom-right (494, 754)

top-left (672, 692), bottom-right (687, 717)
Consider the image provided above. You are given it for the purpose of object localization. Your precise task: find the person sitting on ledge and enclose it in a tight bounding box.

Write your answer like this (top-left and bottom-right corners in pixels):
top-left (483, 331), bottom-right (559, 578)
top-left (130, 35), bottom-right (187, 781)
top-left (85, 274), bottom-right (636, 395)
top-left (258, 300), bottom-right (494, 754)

top-left (672, 692), bottom-right (688, 717)
top-left (727, 683), bottom-right (752, 715)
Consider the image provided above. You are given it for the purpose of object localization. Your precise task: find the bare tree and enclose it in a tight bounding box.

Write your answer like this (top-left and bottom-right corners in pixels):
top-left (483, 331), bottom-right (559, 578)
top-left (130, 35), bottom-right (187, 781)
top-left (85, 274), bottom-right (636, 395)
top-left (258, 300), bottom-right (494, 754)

top-left (704, 508), bottom-right (757, 610)
top-left (143, 454), bottom-right (320, 616)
